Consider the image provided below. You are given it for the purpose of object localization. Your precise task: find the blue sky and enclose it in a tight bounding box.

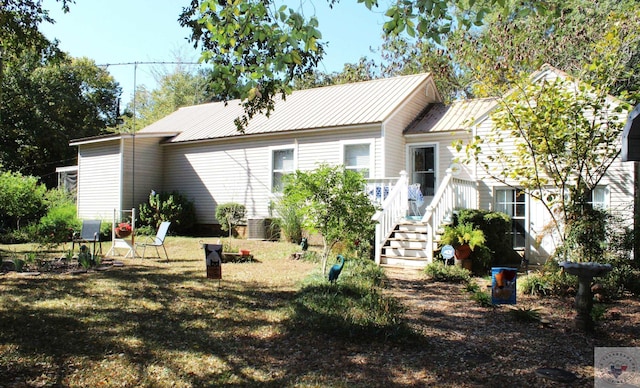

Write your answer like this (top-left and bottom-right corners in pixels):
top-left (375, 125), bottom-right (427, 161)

top-left (40, 0), bottom-right (390, 107)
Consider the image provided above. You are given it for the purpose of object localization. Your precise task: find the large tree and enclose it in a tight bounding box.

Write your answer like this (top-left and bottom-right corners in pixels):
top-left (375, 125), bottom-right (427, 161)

top-left (457, 7), bottom-right (640, 261)
top-left (1, 46), bottom-right (120, 187)
top-left (378, 0), bottom-right (640, 101)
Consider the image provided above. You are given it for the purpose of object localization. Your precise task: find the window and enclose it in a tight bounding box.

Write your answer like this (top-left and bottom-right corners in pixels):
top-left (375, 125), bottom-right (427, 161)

top-left (344, 143), bottom-right (370, 178)
top-left (588, 186), bottom-right (608, 210)
top-left (495, 188), bottom-right (526, 249)
top-left (272, 148), bottom-right (294, 192)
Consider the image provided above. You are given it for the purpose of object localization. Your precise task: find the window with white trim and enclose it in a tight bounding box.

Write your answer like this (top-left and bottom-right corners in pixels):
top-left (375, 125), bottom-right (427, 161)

top-left (272, 148), bottom-right (294, 193)
top-left (587, 186), bottom-right (609, 210)
top-left (344, 143), bottom-right (370, 178)
top-left (495, 188), bottom-right (526, 249)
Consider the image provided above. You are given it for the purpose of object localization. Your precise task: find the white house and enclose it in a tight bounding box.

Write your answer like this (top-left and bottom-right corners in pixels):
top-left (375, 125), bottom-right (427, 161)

top-left (69, 68), bottom-right (635, 267)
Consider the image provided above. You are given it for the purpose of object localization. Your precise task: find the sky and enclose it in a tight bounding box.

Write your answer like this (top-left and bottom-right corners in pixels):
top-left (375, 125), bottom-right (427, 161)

top-left (40, 0), bottom-right (391, 107)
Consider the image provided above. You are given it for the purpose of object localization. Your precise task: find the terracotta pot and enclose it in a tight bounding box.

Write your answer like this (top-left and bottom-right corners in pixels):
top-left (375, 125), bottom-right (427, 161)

top-left (240, 249), bottom-right (251, 256)
top-left (454, 244), bottom-right (472, 260)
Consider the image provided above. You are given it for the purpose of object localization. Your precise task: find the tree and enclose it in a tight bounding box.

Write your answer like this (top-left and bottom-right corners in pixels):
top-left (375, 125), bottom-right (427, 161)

top-left (179, 0), bottom-right (547, 129)
top-left (1, 49), bottom-right (121, 186)
top-left (448, 0), bottom-right (640, 98)
top-left (120, 62), bottom-right (217, 133)
top-left (281, 164), bottom-right (376, 274)
top-left (0, 0), bottom-right (73, 104)
top-left (0, 169), bottom-right (47, 231)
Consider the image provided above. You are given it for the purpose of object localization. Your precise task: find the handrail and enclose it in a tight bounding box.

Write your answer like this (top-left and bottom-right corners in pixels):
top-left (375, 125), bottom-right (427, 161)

top-left (372, 171), bottom-right (408, 264)
top-left (422, 173), bottom-right (477, 256)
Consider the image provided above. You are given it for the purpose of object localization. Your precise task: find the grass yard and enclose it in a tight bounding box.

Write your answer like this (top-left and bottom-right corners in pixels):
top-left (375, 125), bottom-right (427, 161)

top-left (3, 237), bottom-right (639, 387)
top-left (0, 237), bottom-right (332, 387)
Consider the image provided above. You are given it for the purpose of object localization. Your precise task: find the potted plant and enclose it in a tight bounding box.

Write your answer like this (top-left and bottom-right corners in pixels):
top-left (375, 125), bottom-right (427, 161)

top-left (115, 222), bottom-right (132, 238)
top-left (440, 223), bottom-right (486, 269)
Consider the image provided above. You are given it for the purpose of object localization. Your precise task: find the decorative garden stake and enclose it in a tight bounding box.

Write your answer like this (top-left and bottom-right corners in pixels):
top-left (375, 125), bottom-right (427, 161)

top-left (559, 262), bottom-right (612, 332)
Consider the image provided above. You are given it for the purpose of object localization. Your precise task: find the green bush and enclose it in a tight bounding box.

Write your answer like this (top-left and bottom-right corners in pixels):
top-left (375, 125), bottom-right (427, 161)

top-left (424, 261), bottom-right (471, 283)
top-left (455, 209), bottom-right (518, 267)
top-left (518, 261), bottom-right (578, 297)
top-left (215, 202), bottom-right (246, 238)
top-left (138, 190), bottom-right (196, 235)
top-left (0, 170), bottom-right (47, 233)
top-left (36, 190), bottom-right (79, 246)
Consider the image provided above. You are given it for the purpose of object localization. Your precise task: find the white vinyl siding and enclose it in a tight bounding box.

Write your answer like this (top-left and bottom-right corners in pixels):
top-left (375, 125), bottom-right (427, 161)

top-left (162, 127), bottom-right (385, 224)
top-left (382, 86), bottom-right (434, 178)
top-left (77, 142), bottom-right (122, 220)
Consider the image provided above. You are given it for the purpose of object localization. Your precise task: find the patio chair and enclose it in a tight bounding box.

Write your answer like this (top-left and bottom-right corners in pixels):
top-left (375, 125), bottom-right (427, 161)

top-left (136, 221), bottom-right (171, 261)
top-left (72, 219), bottom-right (102, 257)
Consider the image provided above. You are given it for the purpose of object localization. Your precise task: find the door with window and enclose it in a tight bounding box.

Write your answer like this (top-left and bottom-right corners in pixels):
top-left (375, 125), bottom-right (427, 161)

top-left (411, 146), bottom-right (436, 197)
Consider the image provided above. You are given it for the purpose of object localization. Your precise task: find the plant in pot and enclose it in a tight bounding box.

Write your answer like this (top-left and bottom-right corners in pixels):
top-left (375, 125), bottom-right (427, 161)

top-left (440, 223), bottom-right (486, 270)
top-left (115, 222), bottom-right (132, 238)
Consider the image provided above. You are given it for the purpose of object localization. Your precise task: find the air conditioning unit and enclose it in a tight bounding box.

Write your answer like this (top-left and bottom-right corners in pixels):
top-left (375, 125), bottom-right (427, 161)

top-left (247, 218), bottom-right (266, 240)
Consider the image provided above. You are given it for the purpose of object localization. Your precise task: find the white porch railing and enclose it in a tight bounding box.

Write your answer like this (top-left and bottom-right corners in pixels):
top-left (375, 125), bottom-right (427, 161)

top-left (370, 170), bottom-right (477, 265)
top-left (422, 173), bottom-right (478, 260)
top-left (370, 171), bottom-right (408, 265)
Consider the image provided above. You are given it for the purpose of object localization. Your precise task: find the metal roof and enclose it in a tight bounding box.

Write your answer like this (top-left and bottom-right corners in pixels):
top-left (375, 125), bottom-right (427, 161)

top-left (404, 98), bottom-right (498, 134)
top-left (136, 73), bottom-right (435, 143)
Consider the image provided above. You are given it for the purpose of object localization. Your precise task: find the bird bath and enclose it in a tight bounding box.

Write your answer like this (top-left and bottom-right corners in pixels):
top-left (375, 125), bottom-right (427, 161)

top-left (559, 261), bottom-right (612, 332)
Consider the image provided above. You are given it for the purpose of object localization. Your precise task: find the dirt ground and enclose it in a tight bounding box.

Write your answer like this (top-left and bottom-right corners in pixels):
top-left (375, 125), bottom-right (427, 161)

top-left (379, 267), bottom-right (640, 387)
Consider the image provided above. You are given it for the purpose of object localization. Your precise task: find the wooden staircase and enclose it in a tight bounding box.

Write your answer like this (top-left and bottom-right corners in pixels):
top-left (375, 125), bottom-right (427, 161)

top-left (380, 219), bottom-right (432, 268)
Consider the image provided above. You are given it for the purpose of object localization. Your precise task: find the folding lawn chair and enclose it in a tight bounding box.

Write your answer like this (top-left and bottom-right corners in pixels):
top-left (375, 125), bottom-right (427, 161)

top-left (72, 219), bottom-right (102, 257)
top-left (136, 221), bottom-right (171, 261)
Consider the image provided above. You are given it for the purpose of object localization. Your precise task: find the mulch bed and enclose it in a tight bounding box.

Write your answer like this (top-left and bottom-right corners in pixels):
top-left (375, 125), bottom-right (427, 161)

top-left (380, 267), bottom-right (640, 387)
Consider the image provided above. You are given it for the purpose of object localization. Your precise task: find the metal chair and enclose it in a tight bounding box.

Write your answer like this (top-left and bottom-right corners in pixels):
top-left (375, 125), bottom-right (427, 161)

top-left (136, 221), bottom-right (171, 261)
top-left (72, 220), bottom-right (102, 257)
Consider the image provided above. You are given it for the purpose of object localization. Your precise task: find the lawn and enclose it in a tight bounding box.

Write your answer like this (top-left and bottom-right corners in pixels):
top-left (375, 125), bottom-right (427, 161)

top-left (3, 237), bottom-right (639, 387)
top-left (0, 237), bottom-right (331, 387)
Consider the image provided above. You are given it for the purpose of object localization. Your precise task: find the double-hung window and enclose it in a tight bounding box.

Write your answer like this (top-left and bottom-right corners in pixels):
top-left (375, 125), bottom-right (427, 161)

top-left (343, 143), bottom-right (371, 178)
top-left (272, 148), bottom-right (294, 193)
top-left (495, 188), bottom-right (526, 249)
top-left (587, 186), bottom-right (609, 210)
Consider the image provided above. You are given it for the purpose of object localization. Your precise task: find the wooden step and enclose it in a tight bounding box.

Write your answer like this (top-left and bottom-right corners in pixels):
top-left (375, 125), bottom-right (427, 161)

top-left (383, 247), bottom-right (429, 258)
top-left (392, 231), bottom-right (428, 240)
top-left (388, 239), bottom-right (428, 249)
top-left (380, 255), bottom-right (429, 268)
top-left (396, 224), bottom-right (428, 233)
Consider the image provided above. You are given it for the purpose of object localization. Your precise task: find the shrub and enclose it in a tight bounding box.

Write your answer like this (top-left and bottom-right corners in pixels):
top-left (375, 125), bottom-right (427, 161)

top-left (455, 209), bottom-right (518, 267)
top-left (36, 189), bottom-right (79, 246)
top-left (215, 202), bottom-right (246, 238)
top-left (518, 261), bottom-right (578, 297)
top-left (138, 190), bottom-right (196, 235)
top-left (0, 170), bottom-right (47, 232)
top-left (271, 198), bottom-right (303, 243)
top-left (470, 290), bottom-right (493, 307)
top-left (424, 261), bottom-right (471, 283)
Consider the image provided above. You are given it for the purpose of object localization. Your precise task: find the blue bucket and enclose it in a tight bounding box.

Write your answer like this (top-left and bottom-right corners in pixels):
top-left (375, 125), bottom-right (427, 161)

top-left (491, 267), bottom-right (517, 305)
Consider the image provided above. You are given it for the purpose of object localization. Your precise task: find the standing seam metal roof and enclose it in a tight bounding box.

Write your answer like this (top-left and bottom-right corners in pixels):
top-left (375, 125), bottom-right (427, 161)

top-left (404, 98), bottom-right (498, 134)
top-left (136, 73), bottom-right (432, 143)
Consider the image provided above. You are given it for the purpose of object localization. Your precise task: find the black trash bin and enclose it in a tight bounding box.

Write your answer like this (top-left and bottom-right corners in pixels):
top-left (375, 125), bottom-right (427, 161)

top-left (203, 244), bottom-right (223, 279)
